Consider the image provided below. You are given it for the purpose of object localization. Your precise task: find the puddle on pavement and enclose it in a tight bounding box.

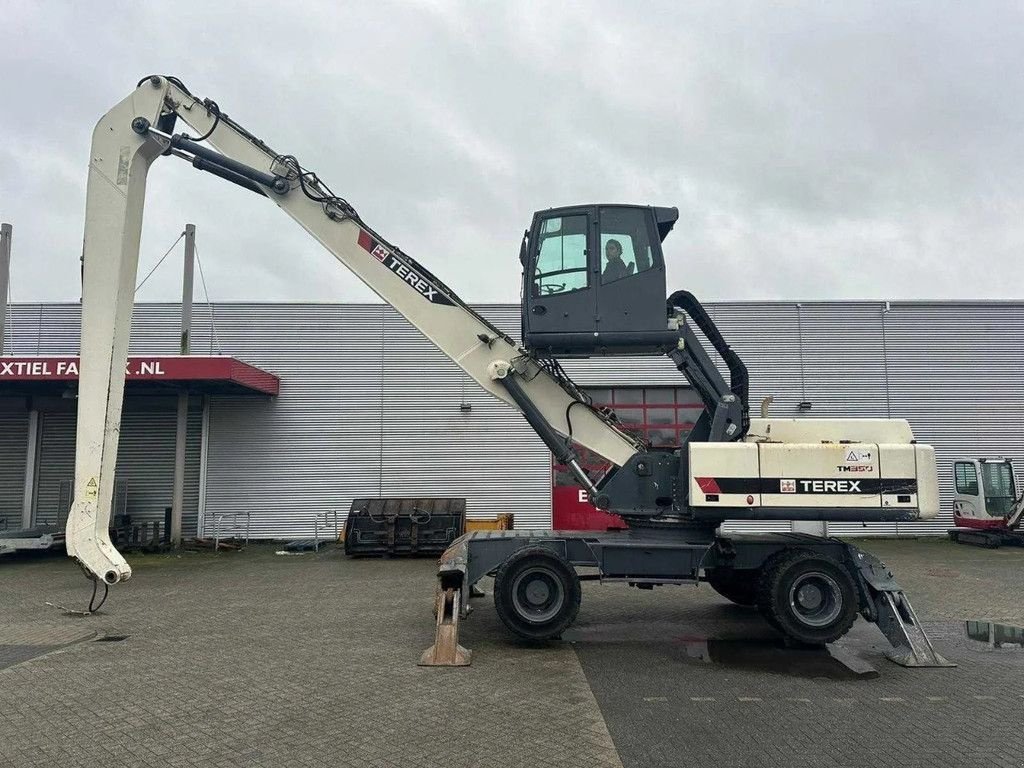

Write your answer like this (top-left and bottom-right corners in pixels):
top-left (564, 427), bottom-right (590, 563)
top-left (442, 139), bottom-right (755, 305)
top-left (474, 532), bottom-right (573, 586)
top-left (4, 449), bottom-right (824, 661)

top-left (675, 636), bottom-right (878, 680)
top-left (565, 623), bottom-right (877, 679)
top-left (965, 621), bottom-right (1024, 649)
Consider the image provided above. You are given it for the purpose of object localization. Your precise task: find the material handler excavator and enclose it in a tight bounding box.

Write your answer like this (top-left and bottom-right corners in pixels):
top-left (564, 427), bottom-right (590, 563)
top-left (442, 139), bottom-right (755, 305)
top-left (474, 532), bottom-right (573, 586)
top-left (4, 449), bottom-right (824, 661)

top-left (947, 458), bottom-right (1024, 547)
top-left (68, 75), bottom-right (949, 668)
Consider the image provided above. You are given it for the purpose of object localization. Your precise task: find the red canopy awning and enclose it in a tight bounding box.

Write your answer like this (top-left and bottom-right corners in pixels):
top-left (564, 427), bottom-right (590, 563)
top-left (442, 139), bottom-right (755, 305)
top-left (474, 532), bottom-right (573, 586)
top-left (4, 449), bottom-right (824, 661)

top-left (0, 356), bottom-right (279, 396)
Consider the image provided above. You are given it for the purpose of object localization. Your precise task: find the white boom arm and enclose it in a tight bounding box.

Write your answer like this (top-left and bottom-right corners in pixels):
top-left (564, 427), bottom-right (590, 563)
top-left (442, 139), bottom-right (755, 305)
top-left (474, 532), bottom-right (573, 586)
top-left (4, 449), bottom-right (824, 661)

top-left (69, 76), bottom-right (641, 585)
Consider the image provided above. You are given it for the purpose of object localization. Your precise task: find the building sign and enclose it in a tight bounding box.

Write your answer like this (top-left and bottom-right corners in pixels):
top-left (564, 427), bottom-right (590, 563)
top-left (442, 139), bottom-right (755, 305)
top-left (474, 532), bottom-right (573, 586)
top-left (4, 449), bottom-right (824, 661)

top-left (0, 356), bottom-right (280, 395)
top-left (0, 357), bottom-right (169, 378)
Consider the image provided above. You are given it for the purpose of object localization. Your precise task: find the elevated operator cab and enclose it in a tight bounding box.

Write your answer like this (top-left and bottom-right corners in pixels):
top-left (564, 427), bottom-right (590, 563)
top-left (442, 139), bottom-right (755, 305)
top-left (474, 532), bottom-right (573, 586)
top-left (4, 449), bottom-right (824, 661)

top-left (521, 204), bottom-right (680, 357)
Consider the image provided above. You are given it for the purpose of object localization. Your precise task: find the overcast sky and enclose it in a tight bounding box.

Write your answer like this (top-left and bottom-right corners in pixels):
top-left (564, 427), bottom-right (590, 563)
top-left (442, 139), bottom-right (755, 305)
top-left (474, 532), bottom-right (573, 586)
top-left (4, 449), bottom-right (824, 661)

top-left (2, 1), bottom-right (1022, 306)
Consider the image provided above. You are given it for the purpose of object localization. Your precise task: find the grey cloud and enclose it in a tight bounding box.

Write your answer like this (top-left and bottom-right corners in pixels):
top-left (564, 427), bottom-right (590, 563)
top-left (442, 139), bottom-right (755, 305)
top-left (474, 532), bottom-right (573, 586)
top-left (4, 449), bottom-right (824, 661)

top-left (1, 0), bottom-right (1022, 306)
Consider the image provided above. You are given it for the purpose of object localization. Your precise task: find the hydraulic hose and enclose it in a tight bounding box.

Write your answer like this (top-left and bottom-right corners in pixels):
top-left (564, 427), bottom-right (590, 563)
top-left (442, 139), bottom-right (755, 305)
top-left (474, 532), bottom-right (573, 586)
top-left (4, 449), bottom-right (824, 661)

top-left (668, 290), bottom-right (750, 437)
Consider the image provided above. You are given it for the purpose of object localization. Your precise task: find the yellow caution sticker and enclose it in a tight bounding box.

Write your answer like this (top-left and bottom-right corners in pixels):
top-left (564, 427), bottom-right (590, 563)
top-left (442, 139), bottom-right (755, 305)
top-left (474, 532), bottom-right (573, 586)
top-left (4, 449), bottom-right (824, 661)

top-left (85, 477), bottom-right (99, 499)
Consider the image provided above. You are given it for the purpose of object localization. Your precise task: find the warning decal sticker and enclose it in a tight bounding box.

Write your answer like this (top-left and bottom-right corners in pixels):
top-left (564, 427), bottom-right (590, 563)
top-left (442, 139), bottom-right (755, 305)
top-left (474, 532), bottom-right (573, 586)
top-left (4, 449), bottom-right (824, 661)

top-left (845, 449), bottom-right (873, 463)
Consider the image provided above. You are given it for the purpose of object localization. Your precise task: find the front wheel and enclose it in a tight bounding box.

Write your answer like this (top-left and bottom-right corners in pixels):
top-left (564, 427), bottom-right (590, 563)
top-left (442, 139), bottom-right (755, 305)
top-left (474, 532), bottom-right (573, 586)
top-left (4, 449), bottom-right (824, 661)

top-left (493, 546), bottom-right (581, 642)
top-left (757, 549), bottom-right (859, 645)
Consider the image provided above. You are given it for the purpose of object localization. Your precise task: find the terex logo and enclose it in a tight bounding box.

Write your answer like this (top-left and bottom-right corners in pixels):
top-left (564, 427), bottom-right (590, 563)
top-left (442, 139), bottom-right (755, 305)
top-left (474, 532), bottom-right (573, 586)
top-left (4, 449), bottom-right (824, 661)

top-left (385, 255), bottom-right (440, 301)
top-left (800, 479), bottom-right (862, 494)
top-left (357, 230), bottom-right (454, 306)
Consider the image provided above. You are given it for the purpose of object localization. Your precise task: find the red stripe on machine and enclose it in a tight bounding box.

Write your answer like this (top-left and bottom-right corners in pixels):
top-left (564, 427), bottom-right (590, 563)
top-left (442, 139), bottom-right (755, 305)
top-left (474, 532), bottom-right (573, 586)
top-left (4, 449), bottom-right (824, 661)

top-left (357, 229), bottom-right (373, 252)
top-left (696, 477), bottom-right (721, 494)
top-left (357, 230), bottom-right (389, 263)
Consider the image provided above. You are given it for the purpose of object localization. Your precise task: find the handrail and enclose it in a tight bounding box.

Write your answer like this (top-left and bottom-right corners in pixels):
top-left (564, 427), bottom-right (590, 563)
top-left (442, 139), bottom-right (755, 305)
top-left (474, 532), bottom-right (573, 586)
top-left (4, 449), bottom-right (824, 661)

top-left (213, 511), bottom-right (251, 551)
top-left (313, 509), bottom-right (341, 552)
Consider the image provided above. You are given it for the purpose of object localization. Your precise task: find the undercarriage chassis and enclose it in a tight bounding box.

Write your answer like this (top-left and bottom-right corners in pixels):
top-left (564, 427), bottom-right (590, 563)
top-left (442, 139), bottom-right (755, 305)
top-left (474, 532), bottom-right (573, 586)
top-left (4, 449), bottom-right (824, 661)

top-left (421, 529), bottom-right (952, 669)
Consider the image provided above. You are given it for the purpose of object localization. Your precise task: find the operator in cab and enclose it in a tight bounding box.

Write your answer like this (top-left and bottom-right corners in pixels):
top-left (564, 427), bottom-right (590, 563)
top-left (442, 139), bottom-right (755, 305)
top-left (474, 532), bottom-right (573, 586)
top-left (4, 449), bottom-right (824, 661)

top-left (602, 239), bottom-right (633, 282)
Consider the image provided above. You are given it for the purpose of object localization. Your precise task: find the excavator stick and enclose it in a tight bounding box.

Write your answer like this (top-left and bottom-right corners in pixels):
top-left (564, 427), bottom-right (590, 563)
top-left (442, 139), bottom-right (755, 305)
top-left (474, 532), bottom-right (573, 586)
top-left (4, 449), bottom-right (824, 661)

top-left (419, 587), bottom-right (472, 667)
top-left (68, 75), bottom-right (645, 588)
top-left (66, 78), bottom-right (169, 585)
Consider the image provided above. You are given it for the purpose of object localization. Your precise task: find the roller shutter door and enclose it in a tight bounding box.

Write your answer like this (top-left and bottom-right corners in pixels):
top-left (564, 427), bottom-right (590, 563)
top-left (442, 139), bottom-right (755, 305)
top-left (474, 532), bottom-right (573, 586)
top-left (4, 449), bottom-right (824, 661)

top-left (32, 397), bottom-right (202, 535)
top-left (0, 400), bottom-right (28, 530)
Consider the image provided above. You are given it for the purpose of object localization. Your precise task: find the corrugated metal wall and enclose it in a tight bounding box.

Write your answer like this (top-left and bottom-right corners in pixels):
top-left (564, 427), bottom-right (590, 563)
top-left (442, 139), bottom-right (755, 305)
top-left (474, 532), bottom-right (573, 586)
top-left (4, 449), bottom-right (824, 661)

top-left (202, 305), bottom-right (388, 538)
top-left (882, 303), bottom-right (1024, 534)
top-left (3, 299), bottom-right (1022, 539)
top-left (0, 400), bottom-right (29, 530)
top-left (202, 305), bottom-right (552, 536)
top-left (379, 307), bottom-right (552, 527)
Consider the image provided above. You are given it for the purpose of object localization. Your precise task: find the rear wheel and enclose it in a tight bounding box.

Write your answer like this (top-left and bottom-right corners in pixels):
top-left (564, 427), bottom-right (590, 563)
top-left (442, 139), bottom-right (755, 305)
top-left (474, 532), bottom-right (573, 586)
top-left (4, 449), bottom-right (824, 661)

top-left (757, 549), bottom-right (859, 646)
top-left (705, 568), bottom-right (758, 606)
top-left (493, 546), bottom-right (581, 642)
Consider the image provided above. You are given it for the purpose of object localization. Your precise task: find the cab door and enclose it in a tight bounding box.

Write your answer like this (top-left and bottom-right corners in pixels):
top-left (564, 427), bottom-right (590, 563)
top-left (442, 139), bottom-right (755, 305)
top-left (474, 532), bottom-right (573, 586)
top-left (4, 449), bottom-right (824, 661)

top-left (594, 206), bottom-right (668, 339)
top-left (953, 459), bottom-right (986, 523)
top-left (979, 459), bottom-right (1018, 519)
top-left (524, 209), bottom-right (596, 337)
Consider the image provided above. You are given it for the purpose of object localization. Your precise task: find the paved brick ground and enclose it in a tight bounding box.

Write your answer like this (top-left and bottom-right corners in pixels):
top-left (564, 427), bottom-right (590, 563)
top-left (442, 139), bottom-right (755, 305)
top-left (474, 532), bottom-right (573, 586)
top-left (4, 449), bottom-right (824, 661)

top-left (0, 622), bottom-right (97, 672)
top-left (0, 537), bottom-right (1021, 767)
top-left (571, 538), bottom-right (1024, 768)
top-left (0, 548), bottom-right (620, 768)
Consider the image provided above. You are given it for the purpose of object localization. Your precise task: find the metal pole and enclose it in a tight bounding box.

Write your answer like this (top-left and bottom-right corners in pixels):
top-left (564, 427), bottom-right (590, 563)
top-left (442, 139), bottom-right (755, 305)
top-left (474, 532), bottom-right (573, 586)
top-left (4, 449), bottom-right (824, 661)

top-left (170, 225), bottom-right (195, 546)
top-left (0, 223), bottom-right (11, 355)
top-left (171, 394), bottom-right (187, 546)
top-left (21, 410), bottom-right (39, 529)
top-left (180, 224), bottom-right (195, 355)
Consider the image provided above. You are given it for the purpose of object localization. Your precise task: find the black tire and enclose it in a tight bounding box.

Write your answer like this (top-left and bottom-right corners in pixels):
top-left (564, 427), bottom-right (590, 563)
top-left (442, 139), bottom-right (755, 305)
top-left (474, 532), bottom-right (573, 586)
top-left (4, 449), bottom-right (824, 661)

top-left (705, 569), bottom-right (759, 606)
top-left (756, 548), bottom-right (859, 646)
top-left (493, 546), bottom-right (581, 642)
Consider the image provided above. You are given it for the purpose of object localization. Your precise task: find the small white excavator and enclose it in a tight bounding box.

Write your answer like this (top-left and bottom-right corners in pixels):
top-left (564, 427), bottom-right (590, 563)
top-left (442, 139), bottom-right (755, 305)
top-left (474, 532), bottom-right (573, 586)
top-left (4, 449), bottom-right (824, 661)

top-left (948, 458), bottom-right (1024, 548)
top-left (66, 75), bottom-right (950, 667)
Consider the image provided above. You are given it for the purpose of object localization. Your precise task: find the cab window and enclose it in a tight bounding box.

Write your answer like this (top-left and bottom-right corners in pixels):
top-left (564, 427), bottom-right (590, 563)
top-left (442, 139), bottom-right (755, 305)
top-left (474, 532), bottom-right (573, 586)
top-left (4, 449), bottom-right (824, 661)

top-left (600, 207), bottom-right (655, 284)
top-left (954, 462), bottom-right (979, 495)
top-left (533, 215), bottom-right (589, 296)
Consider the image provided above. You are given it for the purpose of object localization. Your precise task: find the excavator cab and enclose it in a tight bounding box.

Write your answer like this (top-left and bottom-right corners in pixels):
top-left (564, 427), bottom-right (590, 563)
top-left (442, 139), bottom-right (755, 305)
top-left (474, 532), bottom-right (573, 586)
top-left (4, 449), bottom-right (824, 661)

top-left (521, 204), bottom-right (681, 357)
top-left (949, 458), bottom-right (1024, 547)
top-left (953, 458), bottom-right (1019, 522)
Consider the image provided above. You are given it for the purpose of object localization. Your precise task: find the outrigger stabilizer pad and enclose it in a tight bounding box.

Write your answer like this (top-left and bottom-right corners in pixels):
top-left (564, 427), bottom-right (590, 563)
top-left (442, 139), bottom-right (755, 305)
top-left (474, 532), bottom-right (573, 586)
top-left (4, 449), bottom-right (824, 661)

top-left (419, 587), bottom-right (472, 667)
